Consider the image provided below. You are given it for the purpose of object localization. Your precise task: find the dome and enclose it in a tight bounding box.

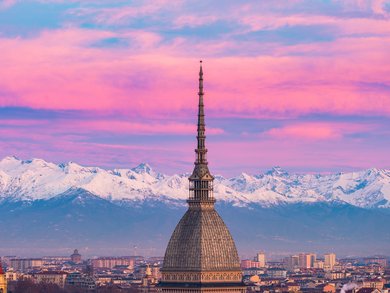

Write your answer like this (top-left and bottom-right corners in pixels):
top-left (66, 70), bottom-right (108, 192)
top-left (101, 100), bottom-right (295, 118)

top-left (162, 207), bottom-right (241, 272)
top-left (249, 275), bottom-right (260, 283)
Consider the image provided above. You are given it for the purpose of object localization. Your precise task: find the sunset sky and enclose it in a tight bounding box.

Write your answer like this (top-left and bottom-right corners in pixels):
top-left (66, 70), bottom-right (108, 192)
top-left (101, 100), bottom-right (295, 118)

top-left (0, 0), bottom-right (389, 176)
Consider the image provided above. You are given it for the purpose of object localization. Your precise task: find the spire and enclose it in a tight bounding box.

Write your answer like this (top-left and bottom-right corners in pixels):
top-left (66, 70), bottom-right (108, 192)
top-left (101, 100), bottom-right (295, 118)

top-left (188, 61), bottom-right (214, 205)
top-left (196, 60), bottom-right (207, 164)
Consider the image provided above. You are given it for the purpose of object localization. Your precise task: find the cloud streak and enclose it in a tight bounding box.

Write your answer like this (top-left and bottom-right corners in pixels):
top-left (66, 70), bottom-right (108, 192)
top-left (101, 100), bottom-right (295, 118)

top-left (265, 122), bottom-right (374, 141)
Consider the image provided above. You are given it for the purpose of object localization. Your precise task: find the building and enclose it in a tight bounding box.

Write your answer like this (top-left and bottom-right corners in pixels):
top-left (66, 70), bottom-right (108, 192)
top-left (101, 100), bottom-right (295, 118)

top-left (319, 283), bottom-right (336, 293)
top-left (256, 252), bottom-right (266, 268)
top-left (324, 253), bottom-right (336, 270)
top-left (357, 289), bottom-right (381, 293)
top-left (362, 279), bottom-right (385, 290)
top-left (42, 256), bottom-right (71, 265)
top-left (242, 268), bottom-right (265, 277)
top-left (33, 272), bottom-right (68, 288)
top-left (70, 249), bottom-right (82, 264)
top-left (298, 253), bottom-right (316, 269)
top-left (241, 260), bottom-right (263, 269)
top-left (158, 62), bottom-right (245, 292)
top-left (284, 255), bottom-right (299, 271)
top-left (313, 260), bottom-right (324, 269)
top-left (286, 282), bottom-right (301, 292)
top-left (266, 268), bottom-right (287, 279)
top-left (65, 272), bottom-right (96, 291)
top-left (0, 262), bottom-right (7, 293)
top-left (141, 265), bottom-right (158, 292)
top-left (298, 253), bottom-right (309, 269)
top-left (324, 271), bottom-right (345, 280)
top-left (241, 260), bottom-right (251, 269)
top-left (5, 269), bottom-right (22, 282)
top-left (151, 265), bottom-right (161, 280)
top-left (364, 257), bottom-right (388, 267)
top-left (9, 258), bottom-right (43, 272)
top-left (91, 257), bottom-right (134, 269)
top-left (0, 256), bottom-right (16, 267)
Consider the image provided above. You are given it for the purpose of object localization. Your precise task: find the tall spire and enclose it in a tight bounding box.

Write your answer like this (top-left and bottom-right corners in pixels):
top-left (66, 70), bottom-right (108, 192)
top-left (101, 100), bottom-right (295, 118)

top-left (188, 61), bottom-right (214, 205)
top-left (196, 60), bottom-right (207, 164)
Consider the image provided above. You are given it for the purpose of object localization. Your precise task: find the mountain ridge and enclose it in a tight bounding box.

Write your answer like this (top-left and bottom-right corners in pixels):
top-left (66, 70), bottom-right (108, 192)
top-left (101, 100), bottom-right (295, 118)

top-left (0, 156), bottom-right (389, 208)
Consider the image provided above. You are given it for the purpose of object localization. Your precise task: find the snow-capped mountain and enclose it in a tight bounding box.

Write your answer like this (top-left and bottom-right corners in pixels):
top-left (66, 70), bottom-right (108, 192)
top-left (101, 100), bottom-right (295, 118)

top-left (0, 156), bottom-right (389, 208)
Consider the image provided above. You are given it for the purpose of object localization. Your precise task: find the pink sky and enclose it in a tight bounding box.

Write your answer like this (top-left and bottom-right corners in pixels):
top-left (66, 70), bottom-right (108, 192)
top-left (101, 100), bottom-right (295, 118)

top-left (0, 0), bottom-right (389, 176)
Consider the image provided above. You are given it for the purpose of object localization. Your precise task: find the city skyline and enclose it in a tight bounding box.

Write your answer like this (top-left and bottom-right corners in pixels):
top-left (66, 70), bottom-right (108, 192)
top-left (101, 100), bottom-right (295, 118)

top-left (1, 1), bottom-right (390, 292)
top-left (1, 1), bottom-right (390, 176)
top-left (1, 250), bottom-right (389, 292)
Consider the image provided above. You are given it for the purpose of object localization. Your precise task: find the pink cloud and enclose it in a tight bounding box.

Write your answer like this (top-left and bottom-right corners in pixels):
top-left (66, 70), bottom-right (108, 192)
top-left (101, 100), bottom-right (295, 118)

top-left (342, 0), bottom-right (389, 15)
top-left (0, 24), bottom-right (390, 119)
top-left (0, 0), bottom-right (16, 10)
top-left (264, 122), bottom-right (372, 141)
top-left (69, 0), bottom-right (183, 25)
top-left (0, 118), bottom-right (223, 136)
top-left (206, 137), bottom-right (390, 176)
top-left (0, 116), bottom-right (386, 176)
top-left (2, 124), bottom-right (389, 176)
top-left (173, 15), bottom-right (218, 28)
top-left (266, 124), bottom-right (342, 140)
top-left (240, 13), bottom-right (390, 35)
top-left (0, 119), bottom-right (48, 126)
top-left (0, 125), bottom-right (193, 174)
top-left (1, 1), bottom-right (390, 176)
top-left (65, 120), bottom-right (224, 135)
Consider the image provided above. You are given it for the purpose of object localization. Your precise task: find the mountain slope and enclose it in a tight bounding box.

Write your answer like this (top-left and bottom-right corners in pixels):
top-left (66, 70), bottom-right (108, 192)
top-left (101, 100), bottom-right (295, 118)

top-left (0, 188), bottom-right (389, 256)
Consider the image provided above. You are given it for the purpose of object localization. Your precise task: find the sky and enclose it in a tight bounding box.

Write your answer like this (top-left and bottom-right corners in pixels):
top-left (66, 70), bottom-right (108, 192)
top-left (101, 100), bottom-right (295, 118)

top-left (0, 0), bottom-right (390, 177)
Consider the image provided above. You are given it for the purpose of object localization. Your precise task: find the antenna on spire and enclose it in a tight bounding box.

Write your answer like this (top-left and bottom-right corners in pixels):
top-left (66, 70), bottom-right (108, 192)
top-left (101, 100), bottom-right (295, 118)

top-left (199, 60), bottom-right (203, 96)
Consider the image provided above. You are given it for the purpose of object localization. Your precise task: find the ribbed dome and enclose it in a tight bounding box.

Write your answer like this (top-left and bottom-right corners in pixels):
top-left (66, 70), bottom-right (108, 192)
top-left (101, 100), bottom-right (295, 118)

top-left (162, 207), bottom-right (241, 272)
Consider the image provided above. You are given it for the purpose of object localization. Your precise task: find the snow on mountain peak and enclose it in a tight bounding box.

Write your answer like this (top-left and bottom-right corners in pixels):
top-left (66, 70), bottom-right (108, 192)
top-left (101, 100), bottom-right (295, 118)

top-left (61, 161), bottom-right (100, 174)
top-left (0, 156), bottom-right (389, 208)
top-left (1, 155), bottom-right (20, 162)
top-left (132, 163), bottom-right (153, 174)
top-left (265, 166), bottom-right (289, 177)
top-left (0, 156), bottom-right (22, 169)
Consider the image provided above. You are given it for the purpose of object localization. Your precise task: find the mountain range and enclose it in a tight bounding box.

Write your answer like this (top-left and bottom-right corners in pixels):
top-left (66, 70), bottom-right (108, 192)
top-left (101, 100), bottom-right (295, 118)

top-left (0, 156), bottom-right (389, 257)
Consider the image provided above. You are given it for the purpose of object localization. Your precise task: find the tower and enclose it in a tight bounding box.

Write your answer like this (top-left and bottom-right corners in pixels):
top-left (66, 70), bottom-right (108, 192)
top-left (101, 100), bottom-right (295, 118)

top-left (0, 262), bottom-right (7, 293)
top-left (70, 249), bottom-right (82, 264)
top-left (324, 253), bottom-right (336, 270)
top-left (158, 62), bottom-right (245, 292)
